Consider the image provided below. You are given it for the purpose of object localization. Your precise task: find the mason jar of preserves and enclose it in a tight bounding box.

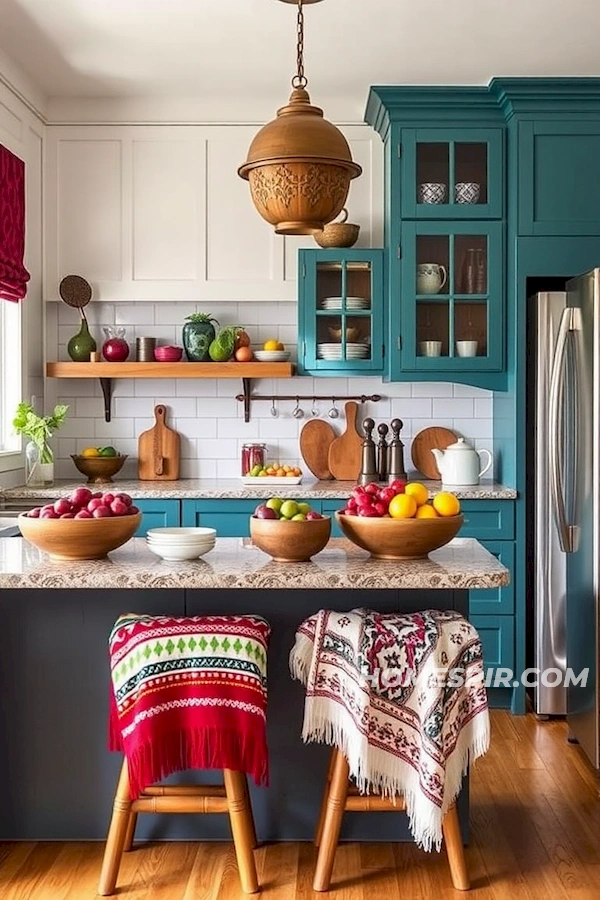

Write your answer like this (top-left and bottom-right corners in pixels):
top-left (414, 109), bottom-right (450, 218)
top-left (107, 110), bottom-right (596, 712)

top-left (241, 443), bottom-right (267, 475)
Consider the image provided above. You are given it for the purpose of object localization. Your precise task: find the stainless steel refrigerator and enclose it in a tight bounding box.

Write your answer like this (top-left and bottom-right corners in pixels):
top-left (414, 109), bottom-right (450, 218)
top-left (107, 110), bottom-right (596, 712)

top-left (531, 271), bottom-right (600, 768)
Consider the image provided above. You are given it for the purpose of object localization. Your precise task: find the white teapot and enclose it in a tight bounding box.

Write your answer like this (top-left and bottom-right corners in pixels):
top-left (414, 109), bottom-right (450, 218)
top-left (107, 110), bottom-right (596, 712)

top-left (431, 438), bottom-right (492, 486)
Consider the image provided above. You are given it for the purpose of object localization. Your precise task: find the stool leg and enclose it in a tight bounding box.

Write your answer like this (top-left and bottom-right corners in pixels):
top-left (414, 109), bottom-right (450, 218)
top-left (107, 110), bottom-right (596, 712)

top-left (98, 758), bottom-right (133, 896)
top-left (442, 804), bottom-right (470, 890)
top-left (123, 811), bottom-right (138, 852)
top-left (314, 747), bottom-right (336, 848)
top-left (240, 774), bottom-right (258, 849)
top-left (313, 749), bottom-right (350, 892)
top-left (224, 769), bottom-right (259, 894)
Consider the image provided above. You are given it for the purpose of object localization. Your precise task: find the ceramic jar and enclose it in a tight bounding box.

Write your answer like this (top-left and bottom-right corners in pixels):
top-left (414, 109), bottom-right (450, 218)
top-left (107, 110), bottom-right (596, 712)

top-left (416, 263), bottom-right (447, 294)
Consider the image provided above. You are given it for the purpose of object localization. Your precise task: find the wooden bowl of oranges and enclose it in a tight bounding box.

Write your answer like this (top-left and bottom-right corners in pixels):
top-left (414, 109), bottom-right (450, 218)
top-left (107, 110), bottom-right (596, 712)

top-left (71, 446), bottom-right (127, 483)
top-left (336, 481), bottom-right (463, 559)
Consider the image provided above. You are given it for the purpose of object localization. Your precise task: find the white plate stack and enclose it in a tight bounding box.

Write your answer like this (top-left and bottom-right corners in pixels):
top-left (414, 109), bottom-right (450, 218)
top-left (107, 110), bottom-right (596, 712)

top-left (320, 296), bottom-right (370, 310)
top-left (146, 527), bottom-right (217, 560)
top-left (317, 343), bottom-right (371, 360)
top-left (253, 350), bottom-right (291, 362)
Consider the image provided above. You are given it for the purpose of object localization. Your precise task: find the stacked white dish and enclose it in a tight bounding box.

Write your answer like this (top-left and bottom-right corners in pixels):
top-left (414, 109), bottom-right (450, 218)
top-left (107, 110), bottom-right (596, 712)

top-left (317, 343), bottom-right (370, 360)
top-left (321, 296), bottom-right (370, 310)
top-left (146, 527), bottom-right (217, 561)
top-left (253, 350), bottom-right (290, 362)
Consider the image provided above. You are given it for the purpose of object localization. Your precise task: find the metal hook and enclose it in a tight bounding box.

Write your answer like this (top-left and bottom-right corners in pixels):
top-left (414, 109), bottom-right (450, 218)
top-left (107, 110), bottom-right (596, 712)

top-left (328, 398), bottom-right (339, 419)
top-left (270, 397), bottom-right (278, 418)
top-left (311, 397), bottom-right (319, 417)
top-left (292, 397), bottom-right (304, 419)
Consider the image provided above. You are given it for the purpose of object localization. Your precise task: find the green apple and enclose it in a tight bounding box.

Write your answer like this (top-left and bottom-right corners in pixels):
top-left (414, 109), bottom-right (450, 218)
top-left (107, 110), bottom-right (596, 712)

top-left (297, 502), bottom-right (311, 515)
top-left (279, 499), bottom-right (299, 520)
top-left (266, 497), bottom-right (283, 513)
top-left (291, 513), bottom-right (306, 521)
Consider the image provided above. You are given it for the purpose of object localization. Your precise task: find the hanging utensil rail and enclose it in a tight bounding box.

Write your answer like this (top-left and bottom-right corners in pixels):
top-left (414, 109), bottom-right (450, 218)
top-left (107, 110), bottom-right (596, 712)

top-left (235, 385), bottom-right (382, 422)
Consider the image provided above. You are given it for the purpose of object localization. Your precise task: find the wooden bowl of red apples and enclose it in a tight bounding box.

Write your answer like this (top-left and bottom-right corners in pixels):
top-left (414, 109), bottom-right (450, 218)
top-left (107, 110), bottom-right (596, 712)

top-left (18, 487), bottom-right (141, 559)
top-left (250, 498), bottom-right (331, 562)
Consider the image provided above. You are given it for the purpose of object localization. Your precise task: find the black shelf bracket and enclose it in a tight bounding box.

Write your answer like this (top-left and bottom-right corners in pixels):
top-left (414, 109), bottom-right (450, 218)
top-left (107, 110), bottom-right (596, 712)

top-left (99, 378), bottom-right (113, 422)
top-left (241, 377), bottom-right (252, 423)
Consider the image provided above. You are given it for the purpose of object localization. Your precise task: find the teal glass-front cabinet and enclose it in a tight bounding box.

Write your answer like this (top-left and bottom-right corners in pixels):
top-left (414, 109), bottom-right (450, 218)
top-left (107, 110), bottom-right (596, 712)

top-left (298, 249), bottom-right (384, 376)
top-left (398, 220), bottom-right (504, 374)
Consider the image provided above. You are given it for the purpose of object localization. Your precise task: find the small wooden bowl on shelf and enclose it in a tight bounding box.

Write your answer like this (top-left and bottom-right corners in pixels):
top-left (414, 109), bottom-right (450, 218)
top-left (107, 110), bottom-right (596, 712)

top-left (70, 454), bottom-right (127, 483)
top-left (250, 515), bottom-right (331, 562)
top-left (335, 511), bottom-right (463, 560)
top-left (18, 512), bottom-right (142, 560)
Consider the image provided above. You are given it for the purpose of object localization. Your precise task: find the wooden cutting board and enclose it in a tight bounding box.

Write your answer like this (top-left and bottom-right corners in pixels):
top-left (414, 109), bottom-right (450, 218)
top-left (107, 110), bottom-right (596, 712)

top-left (138, 405), bottom-right (181, 481)
top-left (327, 401), bottom-right (363, 481)
top-left (411, 426), bottom-right (458, 480)
top-left (299, 420), bottom-right (337, 480)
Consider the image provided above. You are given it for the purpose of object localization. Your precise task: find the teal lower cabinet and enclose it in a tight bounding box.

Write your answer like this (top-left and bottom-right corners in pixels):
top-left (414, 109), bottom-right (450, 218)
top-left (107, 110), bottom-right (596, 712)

top-left (182, 499), bottom-right (258, 537)
top-left (134, 499), bottom-right (181, 536)
top-left (469, 541), bottom-right (515, 615)
top-left (321, 499), bottom-right (348, 536)
top-left (470, 614), bottom-right (515, 708)
top-left (459, 500), bottom-right (514, 540)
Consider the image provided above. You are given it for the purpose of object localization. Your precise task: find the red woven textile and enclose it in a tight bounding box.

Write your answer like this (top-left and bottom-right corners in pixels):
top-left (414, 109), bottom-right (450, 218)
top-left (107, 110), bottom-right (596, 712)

top-left (108, 613), bottom-right (271, 799)
top-left (0, 144), bottom-right (30, 302)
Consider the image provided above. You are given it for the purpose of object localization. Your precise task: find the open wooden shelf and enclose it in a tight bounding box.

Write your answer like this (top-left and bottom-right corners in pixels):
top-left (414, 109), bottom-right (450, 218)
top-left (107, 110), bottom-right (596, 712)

top-left (46, 361), bottom-right (295, 422)
top-left (46, 361), bottom-right (294, 379)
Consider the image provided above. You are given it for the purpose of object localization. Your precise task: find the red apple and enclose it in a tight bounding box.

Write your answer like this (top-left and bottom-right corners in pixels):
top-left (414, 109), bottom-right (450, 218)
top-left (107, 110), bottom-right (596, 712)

top-left (91, 491), bottom-right (103, 499)
top-left (127, 505), bottom-right (140, 516)
top-left (114, 492), bottom-right (132, 507)
top-left (60, 513), bottom-right (75, 518)
top-left (346, 496), bottom-right (358, 511)
top-left (389, 480), bottom-right (406, 494)
top-left (379, 487), bottom-right (396, 505)
top-left (87, 498), bottom-right (105, 512)
top-left (355, 493), bottom-right (373, 508)
top-left (110, 498), bottom-right (128, 516)
top-left (103, 492), bottom-right (115, 506)
top-left (92, 506), bottom-right (112, 518)
top-left (74, 509), bottom-right (92, 519)
top-left (351, 485), bottom-right (366, 496)
top-left (54, 498), bottom-right (72, 516)
top-left (254, 505), bottom-right (278, 520)
top-left (305, 510), bottom-right (323, 520)
top-left (28, 507), bottom-right (42, 518)
top-left (71, 487), bottom-right (93, 508)
top-left (364, 482), bottom-right (380, 495)
top-left (373, 502), bottom-right (387, 516)
top-left (40, 509), bottom-right (58, 519)
top-left (358, 505), bottom-right (380, 517)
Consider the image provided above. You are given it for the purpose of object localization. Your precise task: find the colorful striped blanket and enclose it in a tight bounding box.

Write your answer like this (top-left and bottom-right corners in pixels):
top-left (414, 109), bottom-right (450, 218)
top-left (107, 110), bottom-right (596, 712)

top-left (290, 608), bottom-right (489, 851)
top-left (109, 613), bottom-right (270, 799)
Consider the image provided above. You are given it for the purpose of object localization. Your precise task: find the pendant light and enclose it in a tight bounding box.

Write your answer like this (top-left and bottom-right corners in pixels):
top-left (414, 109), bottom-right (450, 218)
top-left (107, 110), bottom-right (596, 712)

top-left (238, 0), bottom-right (362, 235)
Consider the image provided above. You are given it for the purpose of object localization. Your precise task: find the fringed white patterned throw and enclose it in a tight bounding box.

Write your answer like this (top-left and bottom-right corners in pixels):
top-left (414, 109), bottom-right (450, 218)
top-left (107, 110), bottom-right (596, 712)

top-left (290, 607), bottom-right (490, 851)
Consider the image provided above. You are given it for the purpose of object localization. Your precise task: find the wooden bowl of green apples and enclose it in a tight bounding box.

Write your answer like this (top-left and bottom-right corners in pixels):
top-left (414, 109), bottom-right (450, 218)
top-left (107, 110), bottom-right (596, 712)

top-left (250, 498), bottom-right (331, 562)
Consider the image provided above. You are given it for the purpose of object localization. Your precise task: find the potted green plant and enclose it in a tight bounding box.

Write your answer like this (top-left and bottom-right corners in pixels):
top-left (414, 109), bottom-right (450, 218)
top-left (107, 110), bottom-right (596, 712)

top-left (182, 313), bottom-right (220, 362)
top-left (13, 401), bottom-right (69, 486)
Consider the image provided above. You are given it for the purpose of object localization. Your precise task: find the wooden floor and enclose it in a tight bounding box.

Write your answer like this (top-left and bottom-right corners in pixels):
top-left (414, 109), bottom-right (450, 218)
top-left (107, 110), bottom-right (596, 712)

top-left (1, 711), bottom-right (599, 899)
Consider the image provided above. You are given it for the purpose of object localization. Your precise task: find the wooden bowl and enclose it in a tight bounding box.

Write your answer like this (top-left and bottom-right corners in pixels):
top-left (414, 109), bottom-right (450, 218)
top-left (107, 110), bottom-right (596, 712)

top-left (335, 512), bottom-right (463, 560)
top-left (250, 515), bottom-right (331, 562)
top-left (18, 512), bottom-right (142, 560)
top-left (71, 454), bottom-right (127, 483)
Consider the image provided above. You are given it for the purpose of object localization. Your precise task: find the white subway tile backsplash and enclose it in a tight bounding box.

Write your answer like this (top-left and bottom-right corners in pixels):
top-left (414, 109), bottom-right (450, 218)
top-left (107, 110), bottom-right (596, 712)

top-left (48, 300), bottom-right (494, 479)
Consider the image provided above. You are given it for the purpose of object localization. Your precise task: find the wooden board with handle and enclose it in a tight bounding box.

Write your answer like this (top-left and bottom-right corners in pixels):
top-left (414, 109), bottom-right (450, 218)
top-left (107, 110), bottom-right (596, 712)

top-left (411, 426), bottom-right (458, 480)
top-left (299, 419), bottom-right (337, 481)
top-left (327, 401), bottom-right (363, 481)
top-left (138, 404), bottom-right (181, 481)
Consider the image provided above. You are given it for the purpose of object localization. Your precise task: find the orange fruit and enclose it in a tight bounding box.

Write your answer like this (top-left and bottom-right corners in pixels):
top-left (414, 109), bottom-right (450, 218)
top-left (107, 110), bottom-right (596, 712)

top-left (404, 482), bottom-right (429, 507)
top-left (432, 492), bottom-right (461, 517)
top-left (415, 504), bottom-right (439, 519)
top-left (234, 346), bottom-right (254, 362)
top-left (388, 494), bottom-right (418, 519)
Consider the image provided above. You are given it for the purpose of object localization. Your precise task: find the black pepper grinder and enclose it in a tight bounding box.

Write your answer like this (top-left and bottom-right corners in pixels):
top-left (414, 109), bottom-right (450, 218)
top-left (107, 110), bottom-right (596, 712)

top-left (358, 417), bottom-right (378, 486)
top-left (388, 418), bottom-right (407, 482)
top-left (377, 422), bottom-right (389, 482)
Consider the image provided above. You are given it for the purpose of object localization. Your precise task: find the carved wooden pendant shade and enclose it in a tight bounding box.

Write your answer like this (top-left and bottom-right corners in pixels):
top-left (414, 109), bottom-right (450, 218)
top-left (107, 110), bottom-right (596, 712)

top-left (238, 0), bottom-right (362, 235)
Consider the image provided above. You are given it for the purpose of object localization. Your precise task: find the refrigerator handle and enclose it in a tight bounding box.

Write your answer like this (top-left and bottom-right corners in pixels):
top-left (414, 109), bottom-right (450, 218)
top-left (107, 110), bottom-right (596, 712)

top-left (549, 307), bottom-right (581, 553)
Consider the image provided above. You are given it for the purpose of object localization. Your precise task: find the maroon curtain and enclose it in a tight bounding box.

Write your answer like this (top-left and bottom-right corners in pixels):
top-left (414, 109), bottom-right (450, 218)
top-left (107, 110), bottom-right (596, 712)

top-left (0, 143), bottom-right (30, 302)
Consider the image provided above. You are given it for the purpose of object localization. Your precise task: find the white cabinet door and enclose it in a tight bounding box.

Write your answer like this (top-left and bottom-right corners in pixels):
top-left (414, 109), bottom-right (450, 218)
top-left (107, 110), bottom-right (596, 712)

top-left (44, 124), bottom-right (383, 303)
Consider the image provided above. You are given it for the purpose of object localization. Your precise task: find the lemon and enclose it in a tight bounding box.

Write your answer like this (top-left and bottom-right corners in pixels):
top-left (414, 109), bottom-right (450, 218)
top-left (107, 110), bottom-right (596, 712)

top-left (432, 491), bottom-right (461, 517)
top-left (81, 447), bottom-right (100, 458)
top-left (415, 504), bottom-right (439, 519)
top-left (263, 339), bottom-right (280, 351)
top-left (388, 494), bottom-right (417, 519)
top-left (405, 481), bottom-right (429, 507)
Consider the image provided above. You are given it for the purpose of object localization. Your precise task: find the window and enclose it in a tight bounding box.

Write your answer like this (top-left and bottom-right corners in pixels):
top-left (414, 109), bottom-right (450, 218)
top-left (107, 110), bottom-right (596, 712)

top-left (0, 299), bottom-right (21, 461)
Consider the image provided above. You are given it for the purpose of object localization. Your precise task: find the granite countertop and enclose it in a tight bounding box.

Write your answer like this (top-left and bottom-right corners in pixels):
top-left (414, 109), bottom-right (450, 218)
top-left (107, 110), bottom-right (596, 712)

top-left (0, 536), bottom-right (510, 590)
top-left (1, 477), bottom-right (517, 502)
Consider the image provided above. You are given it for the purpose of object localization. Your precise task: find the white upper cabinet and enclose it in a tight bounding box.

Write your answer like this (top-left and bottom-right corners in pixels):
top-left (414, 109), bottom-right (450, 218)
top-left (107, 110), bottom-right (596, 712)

top-left (44, 125), bottom-right (382, 303)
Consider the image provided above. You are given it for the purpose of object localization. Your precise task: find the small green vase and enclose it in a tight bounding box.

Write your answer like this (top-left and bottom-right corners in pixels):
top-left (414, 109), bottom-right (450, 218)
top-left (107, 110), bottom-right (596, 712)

top-left (68, 318), bottom-right (97, 361)
top-left (182, 320), bottom-right (216, 362)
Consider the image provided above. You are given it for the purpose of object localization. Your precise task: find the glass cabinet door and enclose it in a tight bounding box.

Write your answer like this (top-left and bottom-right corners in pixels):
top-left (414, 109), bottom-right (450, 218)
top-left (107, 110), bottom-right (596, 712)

top-left (298, 250), bottom-right (384, 374)
top-left (400, 221), bottom-right (503, 372)
top-left (401, 128), bottom-right (503, 219)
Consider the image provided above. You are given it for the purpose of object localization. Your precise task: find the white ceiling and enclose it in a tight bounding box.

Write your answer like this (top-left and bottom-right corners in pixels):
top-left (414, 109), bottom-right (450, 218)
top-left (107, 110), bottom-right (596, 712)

top-left (1, 0), bottom-right (600, 121)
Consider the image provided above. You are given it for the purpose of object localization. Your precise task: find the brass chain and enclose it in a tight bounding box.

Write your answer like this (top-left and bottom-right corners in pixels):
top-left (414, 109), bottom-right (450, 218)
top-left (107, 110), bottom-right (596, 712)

top-left (292, 0), bottom-right (308, 89)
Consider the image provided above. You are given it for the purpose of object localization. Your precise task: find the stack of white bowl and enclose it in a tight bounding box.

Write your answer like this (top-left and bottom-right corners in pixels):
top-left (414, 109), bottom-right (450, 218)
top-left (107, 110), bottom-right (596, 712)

top-left (146, 527), bottom-right (216, 560)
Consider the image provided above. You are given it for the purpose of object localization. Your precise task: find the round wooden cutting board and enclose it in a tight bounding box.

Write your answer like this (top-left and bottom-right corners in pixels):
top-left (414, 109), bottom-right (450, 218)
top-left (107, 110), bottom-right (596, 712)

top-left (299, 419), bottom-right (337, 480)
top-left (411, 426), bottom-right (458, 480)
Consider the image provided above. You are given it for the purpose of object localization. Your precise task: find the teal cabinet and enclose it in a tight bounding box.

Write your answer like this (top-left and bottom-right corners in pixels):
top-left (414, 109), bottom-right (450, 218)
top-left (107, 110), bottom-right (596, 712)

top-left (459, 500), bottom-right (514, 540)
top-left (517, 120), bottom-right (600, 236)
top-left (297, 249), bottom-right (385, 376)
top-left (469, 541), bottom-right (515, 615)
top-left (470, 614), bottom-right (515, 674)
top-left (400, 127), bottom-right (504, 219)
top-left (134, 499), bottom-right (180, 536)
top-left (321, 499), bottom-right (348, 537)
top-left (397, 220), bottom-right (504, 375)
top-left (182, 499), bottom-right (258, 537)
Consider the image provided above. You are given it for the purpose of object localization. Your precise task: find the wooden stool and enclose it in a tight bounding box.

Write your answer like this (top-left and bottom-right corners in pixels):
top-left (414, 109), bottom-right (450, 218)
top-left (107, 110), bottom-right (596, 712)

top-left (313, 747), bottom-right (470, 892)
top-left (98, 757), bottom-right (259, 895)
